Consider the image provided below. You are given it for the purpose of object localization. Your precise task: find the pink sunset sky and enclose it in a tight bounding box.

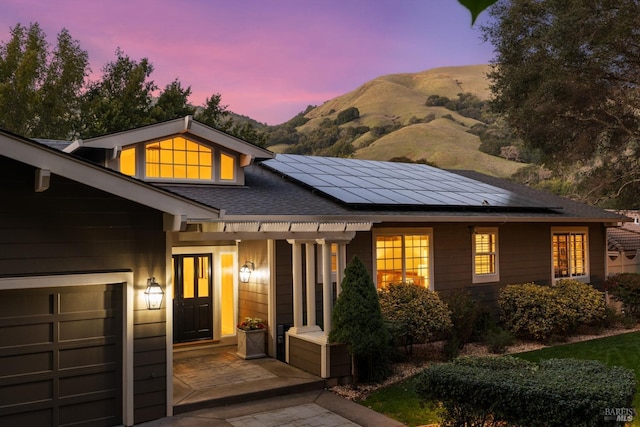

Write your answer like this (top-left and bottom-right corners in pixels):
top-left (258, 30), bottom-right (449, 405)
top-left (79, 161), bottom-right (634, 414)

top-left (1, 0), bottom-right (495, 125)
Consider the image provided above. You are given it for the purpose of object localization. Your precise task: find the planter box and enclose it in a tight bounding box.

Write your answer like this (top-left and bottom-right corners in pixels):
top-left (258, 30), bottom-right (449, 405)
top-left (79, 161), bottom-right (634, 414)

top-left (236, 328), bottom-right (266, 359)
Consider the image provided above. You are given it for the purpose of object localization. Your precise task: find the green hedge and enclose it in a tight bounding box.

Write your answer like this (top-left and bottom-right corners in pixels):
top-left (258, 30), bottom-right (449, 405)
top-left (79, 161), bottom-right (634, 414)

top-left (499, 280), bottom-right (606, 341)
top-left (415, 356), bottom-right (636, 427)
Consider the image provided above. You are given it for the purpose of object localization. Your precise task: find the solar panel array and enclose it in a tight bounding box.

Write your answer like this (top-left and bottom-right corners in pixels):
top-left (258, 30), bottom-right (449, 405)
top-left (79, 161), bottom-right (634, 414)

top-left (262, 154), bottom-right (554, 209)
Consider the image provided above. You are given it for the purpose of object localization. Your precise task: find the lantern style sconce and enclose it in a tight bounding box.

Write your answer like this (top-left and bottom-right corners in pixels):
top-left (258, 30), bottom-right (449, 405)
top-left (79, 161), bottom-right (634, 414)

top-left (144, 277), bottom-right (164, 310)
top-left (239, 261), bottom-right (254, 283)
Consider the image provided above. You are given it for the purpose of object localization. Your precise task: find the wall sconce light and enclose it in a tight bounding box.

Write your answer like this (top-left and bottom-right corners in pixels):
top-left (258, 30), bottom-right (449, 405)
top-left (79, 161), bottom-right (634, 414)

top-left (144, 277), bottom-right (164, 310)
top-left (239, 261), bottom-right (255, 283)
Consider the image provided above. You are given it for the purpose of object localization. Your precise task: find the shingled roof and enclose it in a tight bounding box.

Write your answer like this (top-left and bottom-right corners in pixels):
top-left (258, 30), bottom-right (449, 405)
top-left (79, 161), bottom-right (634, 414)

top-left (160, 155), bottom-right (627, 224)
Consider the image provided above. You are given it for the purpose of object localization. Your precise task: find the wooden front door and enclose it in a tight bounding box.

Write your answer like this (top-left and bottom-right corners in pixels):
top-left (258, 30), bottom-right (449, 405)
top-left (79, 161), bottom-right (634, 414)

top-left (173, 254), bottom-right (213, 343)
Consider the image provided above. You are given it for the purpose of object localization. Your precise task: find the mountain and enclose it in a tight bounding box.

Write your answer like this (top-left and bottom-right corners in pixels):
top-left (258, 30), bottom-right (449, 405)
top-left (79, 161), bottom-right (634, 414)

top-left (265, 64), bottom-right (526, 179)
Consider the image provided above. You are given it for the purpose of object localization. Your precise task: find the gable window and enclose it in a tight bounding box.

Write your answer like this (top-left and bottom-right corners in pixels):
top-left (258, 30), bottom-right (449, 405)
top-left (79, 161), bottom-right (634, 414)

top-left (220, 152), bottom-right (235, 181)
top-left (552, 228), bottom-right (589, 281)
top-left (120, 146), bottom-right (136, 176)
top-left (472, 228), bottom-right (499, 283)
top-left (145, 137), bottom-right (212, 180)
top-left (375, 229), bottom-right (432, 289)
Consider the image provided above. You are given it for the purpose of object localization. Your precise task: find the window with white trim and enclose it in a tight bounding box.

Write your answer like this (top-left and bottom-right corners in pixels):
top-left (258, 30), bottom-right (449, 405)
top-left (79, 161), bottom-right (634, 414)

top-left (118, 136), bottom-right (238, 184)
top-left (552, 228), bottom-right (589, 281)
top-left (472, 228), bottom-right (499, 283)
top-left (374, 229), bottom-right (432, 289)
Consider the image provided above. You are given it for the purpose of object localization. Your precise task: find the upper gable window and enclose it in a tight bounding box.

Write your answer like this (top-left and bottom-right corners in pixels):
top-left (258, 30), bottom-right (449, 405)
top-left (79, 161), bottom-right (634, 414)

top-left (146, 137), bottom-right (212, 180)
top-left (220, 152), bottom-right (235, 181)
top-left (119, 136), bottom-right (238, 183)
top-left (120, 146), bottom-right (136, 176)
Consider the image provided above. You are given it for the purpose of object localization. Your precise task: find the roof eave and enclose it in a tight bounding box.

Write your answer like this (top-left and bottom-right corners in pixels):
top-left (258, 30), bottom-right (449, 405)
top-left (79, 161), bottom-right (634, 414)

top-left (2, 132), bottom-right (222, 226)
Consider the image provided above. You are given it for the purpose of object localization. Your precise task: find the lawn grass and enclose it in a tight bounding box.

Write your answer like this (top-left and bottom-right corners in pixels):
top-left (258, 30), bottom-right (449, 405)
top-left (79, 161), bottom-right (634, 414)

top-left (359, 376), bottom-right (440, 427)
top-left (359, 331), bottom-right (640, 426)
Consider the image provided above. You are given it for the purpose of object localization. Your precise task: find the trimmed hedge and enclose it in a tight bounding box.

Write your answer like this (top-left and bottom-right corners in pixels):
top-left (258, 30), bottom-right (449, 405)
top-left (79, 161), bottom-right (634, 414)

top-left (415, 356), bottom-right (636, 427)
top-left (499, 280), bottom-right (606, 341)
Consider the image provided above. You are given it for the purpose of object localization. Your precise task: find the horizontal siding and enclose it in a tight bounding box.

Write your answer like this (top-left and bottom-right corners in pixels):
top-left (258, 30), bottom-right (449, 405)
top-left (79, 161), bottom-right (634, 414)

top-left (0, 157), bottom-right (169, 424)
top-left (288, 335), bottom-right (321, 377)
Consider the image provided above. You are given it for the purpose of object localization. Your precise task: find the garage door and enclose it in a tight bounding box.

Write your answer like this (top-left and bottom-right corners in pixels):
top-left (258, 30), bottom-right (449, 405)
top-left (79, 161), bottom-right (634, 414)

top-left (0, 284), bottom-right (123, 427)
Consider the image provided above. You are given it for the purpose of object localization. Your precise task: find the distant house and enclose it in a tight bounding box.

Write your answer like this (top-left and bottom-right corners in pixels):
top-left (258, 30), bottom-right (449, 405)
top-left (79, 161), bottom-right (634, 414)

top-left (0, 116), bottom-right (630, 425)
top-left (608, 211), bottom-right (640, 274)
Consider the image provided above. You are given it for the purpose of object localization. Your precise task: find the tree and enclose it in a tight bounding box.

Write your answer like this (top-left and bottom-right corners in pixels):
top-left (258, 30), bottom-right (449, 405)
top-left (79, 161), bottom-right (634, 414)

top-left (482, 0), bottom-right (640, 207)
top-left (329, 256), bottom-right (391, 383)
top-left (150, 79), bottom-right (196, 122)
top-left (79, 48), bottom-right (156, 138)
top-left (195, 92), bottom-right (233, 132)
top-left (0, 23), bottom-right (88, 138)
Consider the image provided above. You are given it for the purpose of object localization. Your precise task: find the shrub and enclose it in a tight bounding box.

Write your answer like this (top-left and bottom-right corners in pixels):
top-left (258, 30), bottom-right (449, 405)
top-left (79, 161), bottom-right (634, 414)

top-left (378, 283), bottom-right (451, 354)
top-left (605, 273), bottom-right (640, 320)
top-left (499, 281), bottom-right (606, 341)
top-left (415, 356), bottom-right (636, 427)
top-left (329, 256), bottom-right (392, 383)
top-left (484, 327), bottom-right (514, 354)
top-left (335, 107), bottom-right (360, 125)
top-left (443, 290), bottom-right (481, 359)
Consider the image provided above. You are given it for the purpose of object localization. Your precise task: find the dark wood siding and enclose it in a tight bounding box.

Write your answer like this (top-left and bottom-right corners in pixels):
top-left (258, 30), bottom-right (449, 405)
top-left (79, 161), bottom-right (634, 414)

top-left (275, 240), bottom-right (294, 328)
top-left (0, 156), bottom-right (168, 424)
top-left (328, 343), bottom-right (351, 379)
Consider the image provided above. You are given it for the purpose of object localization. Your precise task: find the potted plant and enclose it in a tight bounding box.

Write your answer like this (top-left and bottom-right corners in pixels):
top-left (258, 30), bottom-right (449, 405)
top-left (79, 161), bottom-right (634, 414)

top-left (236, 317), bottom-right (266, 359)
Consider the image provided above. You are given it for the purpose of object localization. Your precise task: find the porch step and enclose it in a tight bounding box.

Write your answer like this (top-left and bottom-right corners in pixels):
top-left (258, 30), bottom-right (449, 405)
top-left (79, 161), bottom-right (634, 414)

top-left (173, 377), bottom-right (326, 414)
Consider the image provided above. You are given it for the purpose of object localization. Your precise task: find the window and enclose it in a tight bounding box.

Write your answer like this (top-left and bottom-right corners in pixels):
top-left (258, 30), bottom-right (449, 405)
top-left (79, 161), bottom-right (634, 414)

top-left (375, 230), bottom-right (432, 289)
top-left (317, 243), bottom-right (338, 283)
top-left (120, 146), bottom-right (136, 176)
top-left (552, 228), bottom-right (589, 281)
top-left (146, 137), bottom-right (212, 180)
top-left (472, 228), bottom-right (499, 283)
top-left (220, 152), bottom-right (235, 181)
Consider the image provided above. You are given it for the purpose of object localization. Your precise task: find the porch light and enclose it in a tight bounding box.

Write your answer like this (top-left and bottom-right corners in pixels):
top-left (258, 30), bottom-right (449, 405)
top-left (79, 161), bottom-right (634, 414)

top-left (239, 261), bottom-right (254, 283)
top-left (144, 277), bottom-right (164, 310)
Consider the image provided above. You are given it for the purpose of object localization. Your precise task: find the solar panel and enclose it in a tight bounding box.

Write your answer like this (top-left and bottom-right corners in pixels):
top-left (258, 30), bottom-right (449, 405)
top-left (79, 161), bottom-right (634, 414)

top-left (262, 154), bottom-right (557, 209)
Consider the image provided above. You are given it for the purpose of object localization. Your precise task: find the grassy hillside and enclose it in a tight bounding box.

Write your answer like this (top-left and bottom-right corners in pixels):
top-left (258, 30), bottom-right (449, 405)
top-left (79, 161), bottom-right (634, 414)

top-left (265, 64), bottom-right (527, 179)
top-left (355, 118), bottom-right (522, 177)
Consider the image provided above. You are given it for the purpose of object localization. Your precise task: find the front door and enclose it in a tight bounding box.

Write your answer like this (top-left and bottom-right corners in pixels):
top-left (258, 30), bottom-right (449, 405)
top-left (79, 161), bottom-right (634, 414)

top-left (173, 254), bottom-right (213, 343)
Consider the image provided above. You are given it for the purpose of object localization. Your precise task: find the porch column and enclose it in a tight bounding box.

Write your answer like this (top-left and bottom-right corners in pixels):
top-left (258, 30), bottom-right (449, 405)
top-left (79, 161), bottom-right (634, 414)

top-left (305, 242), bottom-right (316, 327)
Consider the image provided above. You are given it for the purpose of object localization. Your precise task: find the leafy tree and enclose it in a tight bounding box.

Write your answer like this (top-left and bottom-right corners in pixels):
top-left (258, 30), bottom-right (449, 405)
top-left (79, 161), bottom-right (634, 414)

top-left (79, 48), bottom-right (156, 137)
top-left (482, 0), bottom-right (640, 207)
top-left (0, 23), bottom-right (88, 138)
top-left (195, 92), bottom-right (233, 132)
top-left (150, 79), bottom-right (195, 122)
top-left (329, 256), bottom-right (391, 383)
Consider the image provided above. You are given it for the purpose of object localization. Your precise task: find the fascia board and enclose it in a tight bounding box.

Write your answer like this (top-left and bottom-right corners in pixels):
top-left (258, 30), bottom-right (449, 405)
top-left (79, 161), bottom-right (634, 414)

top-left (78, 117), bottom-right (188, 148)
top-left (79, 116), bottom-right (274, 160)
top-left (2, 133), bottom-right (221, 221)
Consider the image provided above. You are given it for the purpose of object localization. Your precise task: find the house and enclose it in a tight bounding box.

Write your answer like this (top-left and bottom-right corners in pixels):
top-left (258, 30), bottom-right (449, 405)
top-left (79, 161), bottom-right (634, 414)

top-left (608, 211), bottom-right (640, 274)
top-left (0, 116), bottom-right (629, 425)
